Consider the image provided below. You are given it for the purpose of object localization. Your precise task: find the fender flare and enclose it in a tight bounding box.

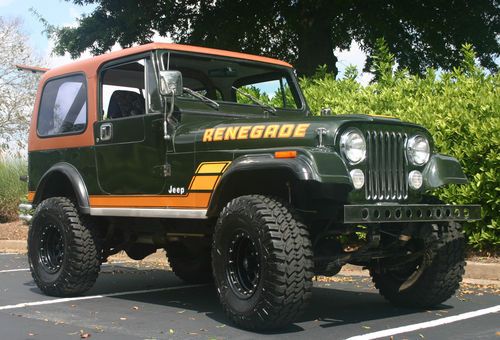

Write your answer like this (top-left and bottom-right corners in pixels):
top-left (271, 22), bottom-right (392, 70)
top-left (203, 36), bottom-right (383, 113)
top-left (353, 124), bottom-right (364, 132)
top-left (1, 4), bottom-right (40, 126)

top-left (207, 152), bottom-right (352, 216)
top-left (422, 154), bottom-right (468, 188)
top-left (33, 162), bottom-right (90, 213)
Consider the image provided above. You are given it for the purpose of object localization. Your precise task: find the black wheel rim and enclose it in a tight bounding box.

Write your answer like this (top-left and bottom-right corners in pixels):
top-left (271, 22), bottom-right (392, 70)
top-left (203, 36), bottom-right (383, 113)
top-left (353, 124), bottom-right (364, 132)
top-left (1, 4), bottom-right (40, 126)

top-left (226, 230), bottom-right (261, 299)
top-left (38, 224), bottom-right (65, 274)
top-left (385, 238), bottom-right (428, 285)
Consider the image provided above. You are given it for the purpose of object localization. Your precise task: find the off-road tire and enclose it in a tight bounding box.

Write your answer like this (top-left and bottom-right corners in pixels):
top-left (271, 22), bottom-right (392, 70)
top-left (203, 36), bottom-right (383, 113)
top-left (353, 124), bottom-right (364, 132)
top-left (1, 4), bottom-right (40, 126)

top-left (28, 197), bottom-right (101, 297)
top-left (212, 195), bottom-right (314, 331)
top-left (166, 241), bottom-right (212, 284)
top-left (370, 221), bottom-right (465, 307)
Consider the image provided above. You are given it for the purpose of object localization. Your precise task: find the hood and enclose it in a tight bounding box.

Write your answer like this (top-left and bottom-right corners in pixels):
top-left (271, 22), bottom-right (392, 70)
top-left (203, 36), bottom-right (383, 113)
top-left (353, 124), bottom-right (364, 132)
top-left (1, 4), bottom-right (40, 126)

top-left (182, 113), bottom-right (429, 153)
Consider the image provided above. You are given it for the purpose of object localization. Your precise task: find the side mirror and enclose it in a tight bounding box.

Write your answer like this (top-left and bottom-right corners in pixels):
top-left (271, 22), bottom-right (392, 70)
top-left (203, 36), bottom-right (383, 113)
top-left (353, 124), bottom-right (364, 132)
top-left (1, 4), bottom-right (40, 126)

top-left (159, 71), bottom-right (182, 142)
top-left (159, 70), bottom-right (183, 96)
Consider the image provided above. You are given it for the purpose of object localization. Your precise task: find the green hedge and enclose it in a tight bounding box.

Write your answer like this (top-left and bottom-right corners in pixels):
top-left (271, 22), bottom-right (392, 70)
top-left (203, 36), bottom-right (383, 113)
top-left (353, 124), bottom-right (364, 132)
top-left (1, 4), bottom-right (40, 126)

top-left (301, 43), bottom-right (499, 250)
top-left (0, 159), bottom-right (27, 223)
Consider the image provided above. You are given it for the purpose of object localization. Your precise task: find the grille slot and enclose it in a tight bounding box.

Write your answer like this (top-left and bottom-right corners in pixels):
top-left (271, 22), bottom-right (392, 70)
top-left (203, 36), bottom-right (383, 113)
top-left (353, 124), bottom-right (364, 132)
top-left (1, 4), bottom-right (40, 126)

top-left (365, 131), bottom-right (408, 201)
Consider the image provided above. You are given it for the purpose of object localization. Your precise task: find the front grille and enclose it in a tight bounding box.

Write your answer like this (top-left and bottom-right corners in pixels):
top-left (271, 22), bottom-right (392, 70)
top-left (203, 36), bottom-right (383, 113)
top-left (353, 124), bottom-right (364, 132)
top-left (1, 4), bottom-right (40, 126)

top-left (365, 130), bottom-right (408, 201)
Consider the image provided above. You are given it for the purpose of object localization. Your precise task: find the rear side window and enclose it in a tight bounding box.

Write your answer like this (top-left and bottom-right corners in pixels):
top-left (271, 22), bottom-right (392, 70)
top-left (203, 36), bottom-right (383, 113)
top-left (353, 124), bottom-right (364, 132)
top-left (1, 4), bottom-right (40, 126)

top-left (37, 74), bottom-right (87, 137)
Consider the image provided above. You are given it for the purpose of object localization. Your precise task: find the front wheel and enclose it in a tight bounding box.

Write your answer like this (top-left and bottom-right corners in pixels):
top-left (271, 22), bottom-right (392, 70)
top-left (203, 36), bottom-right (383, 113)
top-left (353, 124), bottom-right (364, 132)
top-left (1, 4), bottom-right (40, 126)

top-left (28, 197), bottom-right (101, 297)
top-left (212, 195), bottom-right (314, 331)
top-left (370, 221), bottom-right (465, 307)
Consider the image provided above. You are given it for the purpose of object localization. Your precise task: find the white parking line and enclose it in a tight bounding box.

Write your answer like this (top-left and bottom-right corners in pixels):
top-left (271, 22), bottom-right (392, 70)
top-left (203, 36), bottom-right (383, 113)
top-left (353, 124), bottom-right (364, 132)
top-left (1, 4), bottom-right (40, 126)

top-left (0, 284), bottom-right (206, 311)
top-left (0, 253), bottom-right (20, 256)
top-left (0, 263), bottom-right (127, 274)
top-left (0, 268), bottom-right (29, 273)
top-left (345, 305), bottom-right (500, 340)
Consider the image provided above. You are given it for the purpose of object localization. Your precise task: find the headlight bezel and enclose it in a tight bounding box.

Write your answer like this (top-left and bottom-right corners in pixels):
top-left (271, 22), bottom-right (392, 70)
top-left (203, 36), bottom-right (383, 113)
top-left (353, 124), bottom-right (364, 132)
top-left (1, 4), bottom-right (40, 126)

top-left (340, 128), bottom-right (367, 165)
top-left (406, 135), bottom-right (431, 166)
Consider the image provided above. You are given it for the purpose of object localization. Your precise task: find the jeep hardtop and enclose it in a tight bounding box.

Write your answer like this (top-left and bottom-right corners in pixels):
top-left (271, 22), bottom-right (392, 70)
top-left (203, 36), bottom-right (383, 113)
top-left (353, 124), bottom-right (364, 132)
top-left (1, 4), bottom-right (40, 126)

top-left (21, 43), bottom-right (480, 330)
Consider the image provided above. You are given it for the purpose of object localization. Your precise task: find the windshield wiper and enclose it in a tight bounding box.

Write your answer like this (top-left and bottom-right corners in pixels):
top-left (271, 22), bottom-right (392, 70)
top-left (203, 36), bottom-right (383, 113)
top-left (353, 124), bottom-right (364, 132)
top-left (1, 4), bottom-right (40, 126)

top-left (183, 87), bottom-right (220, 110)
top-left (231, 86), bottom-right (277, 116)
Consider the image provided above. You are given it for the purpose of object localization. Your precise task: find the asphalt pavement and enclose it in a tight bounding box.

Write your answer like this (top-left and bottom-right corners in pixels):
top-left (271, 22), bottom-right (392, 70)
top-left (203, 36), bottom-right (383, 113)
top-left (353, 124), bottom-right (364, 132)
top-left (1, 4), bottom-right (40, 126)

top-left (0, 253), bottom-right (498, 340)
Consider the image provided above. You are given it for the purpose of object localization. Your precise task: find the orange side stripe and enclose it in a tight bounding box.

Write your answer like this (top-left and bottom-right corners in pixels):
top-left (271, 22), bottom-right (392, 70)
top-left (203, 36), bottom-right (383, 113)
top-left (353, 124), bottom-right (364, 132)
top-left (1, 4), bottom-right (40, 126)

top-left (89, 193), bottom-right (211, 208)
top-left (195, 161), bottom-right (231, 174)
top-left (27, 191), bottom-right (35, 202)
top-left (190, 175), bottom-right (220, 190)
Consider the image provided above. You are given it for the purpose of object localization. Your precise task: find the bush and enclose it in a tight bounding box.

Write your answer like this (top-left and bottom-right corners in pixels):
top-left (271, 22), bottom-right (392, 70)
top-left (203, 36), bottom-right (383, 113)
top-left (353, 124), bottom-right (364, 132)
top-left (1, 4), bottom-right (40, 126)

top-left (0, 159), bottom-right (27, 222)
top-left (301, 43), bottom-right (499, 250)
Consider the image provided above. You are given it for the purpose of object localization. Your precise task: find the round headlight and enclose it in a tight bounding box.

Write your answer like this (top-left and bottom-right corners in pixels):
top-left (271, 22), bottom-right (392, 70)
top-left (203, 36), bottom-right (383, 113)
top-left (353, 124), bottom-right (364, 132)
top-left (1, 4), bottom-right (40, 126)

top-left (340, 129), bottom-right (366, 164)
top-left (407, 135), bottom-right (430, 165)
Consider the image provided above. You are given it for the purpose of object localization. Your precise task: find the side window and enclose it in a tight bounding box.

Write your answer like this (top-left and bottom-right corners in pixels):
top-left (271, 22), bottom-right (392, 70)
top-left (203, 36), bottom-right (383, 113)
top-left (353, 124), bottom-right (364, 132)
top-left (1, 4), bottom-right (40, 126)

top-left (101, 57), bottom-right (161, 120)
top-left (37, 74), bottom-right (87, 137)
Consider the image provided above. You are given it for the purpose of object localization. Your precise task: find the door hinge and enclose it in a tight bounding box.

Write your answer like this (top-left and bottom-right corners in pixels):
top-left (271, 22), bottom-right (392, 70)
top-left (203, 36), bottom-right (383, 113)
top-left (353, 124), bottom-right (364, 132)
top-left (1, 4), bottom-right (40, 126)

top-left (153, 164), bottom-right (172, 177)
top-left (163, 163), bottom-right (172, 177)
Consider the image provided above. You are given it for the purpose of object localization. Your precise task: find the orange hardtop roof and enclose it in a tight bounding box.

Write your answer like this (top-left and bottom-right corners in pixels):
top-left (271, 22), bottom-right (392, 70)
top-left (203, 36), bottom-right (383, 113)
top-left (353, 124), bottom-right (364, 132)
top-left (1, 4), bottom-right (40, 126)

top-left (42, 42), bottom-right (293, 80)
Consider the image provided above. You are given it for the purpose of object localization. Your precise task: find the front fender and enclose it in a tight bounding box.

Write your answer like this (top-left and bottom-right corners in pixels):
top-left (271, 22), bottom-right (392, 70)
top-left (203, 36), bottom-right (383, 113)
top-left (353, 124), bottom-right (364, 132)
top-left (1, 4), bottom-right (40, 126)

top-left (423, 154), bottom-right (468, 189)
top-left (305, 149), bottom-right (351, 185)
top-left (207, 149), bottom-right (352, 216)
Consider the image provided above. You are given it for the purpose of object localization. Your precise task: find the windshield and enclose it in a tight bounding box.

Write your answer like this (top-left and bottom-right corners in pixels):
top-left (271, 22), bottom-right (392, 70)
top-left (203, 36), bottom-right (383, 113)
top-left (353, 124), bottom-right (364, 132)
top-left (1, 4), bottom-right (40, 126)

top-left (162, 52), bottom-right (303, 111)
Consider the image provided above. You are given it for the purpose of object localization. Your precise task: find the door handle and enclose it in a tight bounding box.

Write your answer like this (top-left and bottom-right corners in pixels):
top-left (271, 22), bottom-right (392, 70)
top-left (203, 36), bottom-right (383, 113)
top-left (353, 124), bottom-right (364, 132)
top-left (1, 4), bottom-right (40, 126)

top-left (100, 123), bottom-right (113, 141)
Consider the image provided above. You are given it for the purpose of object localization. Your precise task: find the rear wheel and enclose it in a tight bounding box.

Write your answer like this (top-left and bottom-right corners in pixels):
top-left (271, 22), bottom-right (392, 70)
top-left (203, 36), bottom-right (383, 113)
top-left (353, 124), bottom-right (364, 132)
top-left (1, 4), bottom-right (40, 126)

top-left (370, 222), bottom-right (465, 307)
top-left (28, 197), bottom-right (101, 297)
top-left (166, 239), bottom-right (212, 284)
top-left (212, 195), bottom-right (313, 330)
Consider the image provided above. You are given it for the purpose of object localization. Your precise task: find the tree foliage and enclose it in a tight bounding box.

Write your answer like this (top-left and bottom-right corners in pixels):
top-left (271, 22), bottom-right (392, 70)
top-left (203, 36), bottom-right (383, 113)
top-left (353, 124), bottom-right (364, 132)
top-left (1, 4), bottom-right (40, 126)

top-left (0, 18), bottom-right (42, 156)
top-left (0, 159), bottom-right (27, 222)
top-left (47, 0), bottom-right (499, 76)
top-left (302, 43), bottom-right (500, 250)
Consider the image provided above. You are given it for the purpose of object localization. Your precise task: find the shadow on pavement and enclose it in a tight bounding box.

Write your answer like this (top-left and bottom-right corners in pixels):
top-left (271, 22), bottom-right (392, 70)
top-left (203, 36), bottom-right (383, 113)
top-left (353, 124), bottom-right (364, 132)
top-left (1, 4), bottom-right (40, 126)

top-left (25, 265), bottom-right (451, 335)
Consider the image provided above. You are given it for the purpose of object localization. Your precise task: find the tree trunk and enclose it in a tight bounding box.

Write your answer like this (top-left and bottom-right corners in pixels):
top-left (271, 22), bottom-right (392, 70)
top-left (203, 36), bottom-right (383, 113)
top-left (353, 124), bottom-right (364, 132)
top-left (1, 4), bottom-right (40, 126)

top-left (294, 4), bottom-right (337, 77)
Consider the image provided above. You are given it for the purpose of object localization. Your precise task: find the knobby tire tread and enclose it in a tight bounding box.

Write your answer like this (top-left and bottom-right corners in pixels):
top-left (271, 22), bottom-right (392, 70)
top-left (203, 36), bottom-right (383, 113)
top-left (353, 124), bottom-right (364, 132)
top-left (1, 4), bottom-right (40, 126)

top-left (213, 195), bottom-right (313, 330)
top-left (28, 197), bottom-right (101, 297)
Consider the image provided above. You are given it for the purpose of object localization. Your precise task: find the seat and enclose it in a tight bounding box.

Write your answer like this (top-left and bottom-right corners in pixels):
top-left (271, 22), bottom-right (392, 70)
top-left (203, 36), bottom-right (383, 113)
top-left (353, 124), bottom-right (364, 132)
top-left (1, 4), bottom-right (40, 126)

top-left (107, 90), bottom-right (145, 119)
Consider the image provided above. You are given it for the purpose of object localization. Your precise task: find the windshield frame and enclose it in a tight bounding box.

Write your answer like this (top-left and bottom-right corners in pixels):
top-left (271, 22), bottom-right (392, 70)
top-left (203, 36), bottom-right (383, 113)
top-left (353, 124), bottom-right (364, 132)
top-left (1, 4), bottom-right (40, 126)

top-left (158, 50), bottom-right (308, 115)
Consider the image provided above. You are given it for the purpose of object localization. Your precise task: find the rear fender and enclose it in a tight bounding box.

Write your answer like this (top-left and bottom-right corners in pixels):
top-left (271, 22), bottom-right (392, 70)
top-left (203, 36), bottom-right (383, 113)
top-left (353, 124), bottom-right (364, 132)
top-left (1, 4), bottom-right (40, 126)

top-left (33, 162), bottom-right (90, 213)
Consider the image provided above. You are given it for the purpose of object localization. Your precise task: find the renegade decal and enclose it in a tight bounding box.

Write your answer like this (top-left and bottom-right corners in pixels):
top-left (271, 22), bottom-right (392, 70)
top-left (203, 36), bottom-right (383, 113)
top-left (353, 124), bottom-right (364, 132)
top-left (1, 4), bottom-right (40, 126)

top-left (202, 123), bottom-right (310, 142)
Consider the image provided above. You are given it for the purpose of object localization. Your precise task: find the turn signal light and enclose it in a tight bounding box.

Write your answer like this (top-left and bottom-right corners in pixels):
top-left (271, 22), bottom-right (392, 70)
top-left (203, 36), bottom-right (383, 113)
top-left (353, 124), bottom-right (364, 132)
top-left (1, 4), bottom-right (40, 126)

top-left (274, 151), bottom-right (297, 159)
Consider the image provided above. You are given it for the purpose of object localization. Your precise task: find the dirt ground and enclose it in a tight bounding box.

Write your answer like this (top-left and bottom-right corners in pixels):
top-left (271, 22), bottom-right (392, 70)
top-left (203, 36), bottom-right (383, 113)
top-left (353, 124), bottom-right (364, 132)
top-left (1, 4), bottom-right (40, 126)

top-left (1, 219), bottom-right (498, 263)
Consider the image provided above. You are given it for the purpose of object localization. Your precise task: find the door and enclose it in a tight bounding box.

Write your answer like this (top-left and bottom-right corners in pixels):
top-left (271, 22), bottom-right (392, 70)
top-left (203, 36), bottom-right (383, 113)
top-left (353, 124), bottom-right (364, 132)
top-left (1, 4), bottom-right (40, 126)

top-left (94, 55), bottom-right (167, 194)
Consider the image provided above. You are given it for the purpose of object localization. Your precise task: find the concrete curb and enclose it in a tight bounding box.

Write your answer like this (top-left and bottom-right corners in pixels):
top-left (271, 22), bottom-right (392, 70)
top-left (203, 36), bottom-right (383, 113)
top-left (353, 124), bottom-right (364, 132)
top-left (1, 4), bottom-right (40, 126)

top-left (340, 263), bottom-right (500, 284)
top-left (1, 240), bottom-right (498, 284)
top-left (0, 240), bottom-right (26, 253)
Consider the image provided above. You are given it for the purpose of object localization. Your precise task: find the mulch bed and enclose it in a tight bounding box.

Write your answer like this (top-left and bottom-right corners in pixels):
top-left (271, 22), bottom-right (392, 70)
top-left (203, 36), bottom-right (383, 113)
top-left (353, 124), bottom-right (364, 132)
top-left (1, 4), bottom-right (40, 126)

top-left (0, 220), bottom-right (28, 240)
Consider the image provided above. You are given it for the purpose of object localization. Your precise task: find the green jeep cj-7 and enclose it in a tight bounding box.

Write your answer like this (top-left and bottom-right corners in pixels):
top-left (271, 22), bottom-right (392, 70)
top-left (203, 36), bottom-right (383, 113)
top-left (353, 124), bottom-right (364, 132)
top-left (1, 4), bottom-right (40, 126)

top-left (21, 43), bottom-right (480, 330)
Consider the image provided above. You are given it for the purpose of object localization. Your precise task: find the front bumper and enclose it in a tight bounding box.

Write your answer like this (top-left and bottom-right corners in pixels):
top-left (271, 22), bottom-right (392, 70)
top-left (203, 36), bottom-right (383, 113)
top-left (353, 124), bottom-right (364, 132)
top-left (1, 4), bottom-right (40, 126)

top-left (344, 204), bottom-right (481, 224)
top-left (18, 203), bottom-right (33, 222)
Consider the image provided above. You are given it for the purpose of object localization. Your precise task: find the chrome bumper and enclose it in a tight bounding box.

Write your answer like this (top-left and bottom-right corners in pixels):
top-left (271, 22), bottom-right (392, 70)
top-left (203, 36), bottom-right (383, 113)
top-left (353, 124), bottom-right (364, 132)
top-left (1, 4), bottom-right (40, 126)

top-left (344, 204), bottom-right (481, 224)
top-left (18, 203), bottom-right (33, 222)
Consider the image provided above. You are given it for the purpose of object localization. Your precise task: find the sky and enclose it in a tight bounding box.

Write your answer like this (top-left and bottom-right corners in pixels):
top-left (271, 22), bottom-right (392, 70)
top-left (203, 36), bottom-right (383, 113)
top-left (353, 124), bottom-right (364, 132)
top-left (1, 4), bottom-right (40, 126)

top-left (0, 0), bottom-right (373, 84)
top-left (0, 0), bottom-right (96, 65)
